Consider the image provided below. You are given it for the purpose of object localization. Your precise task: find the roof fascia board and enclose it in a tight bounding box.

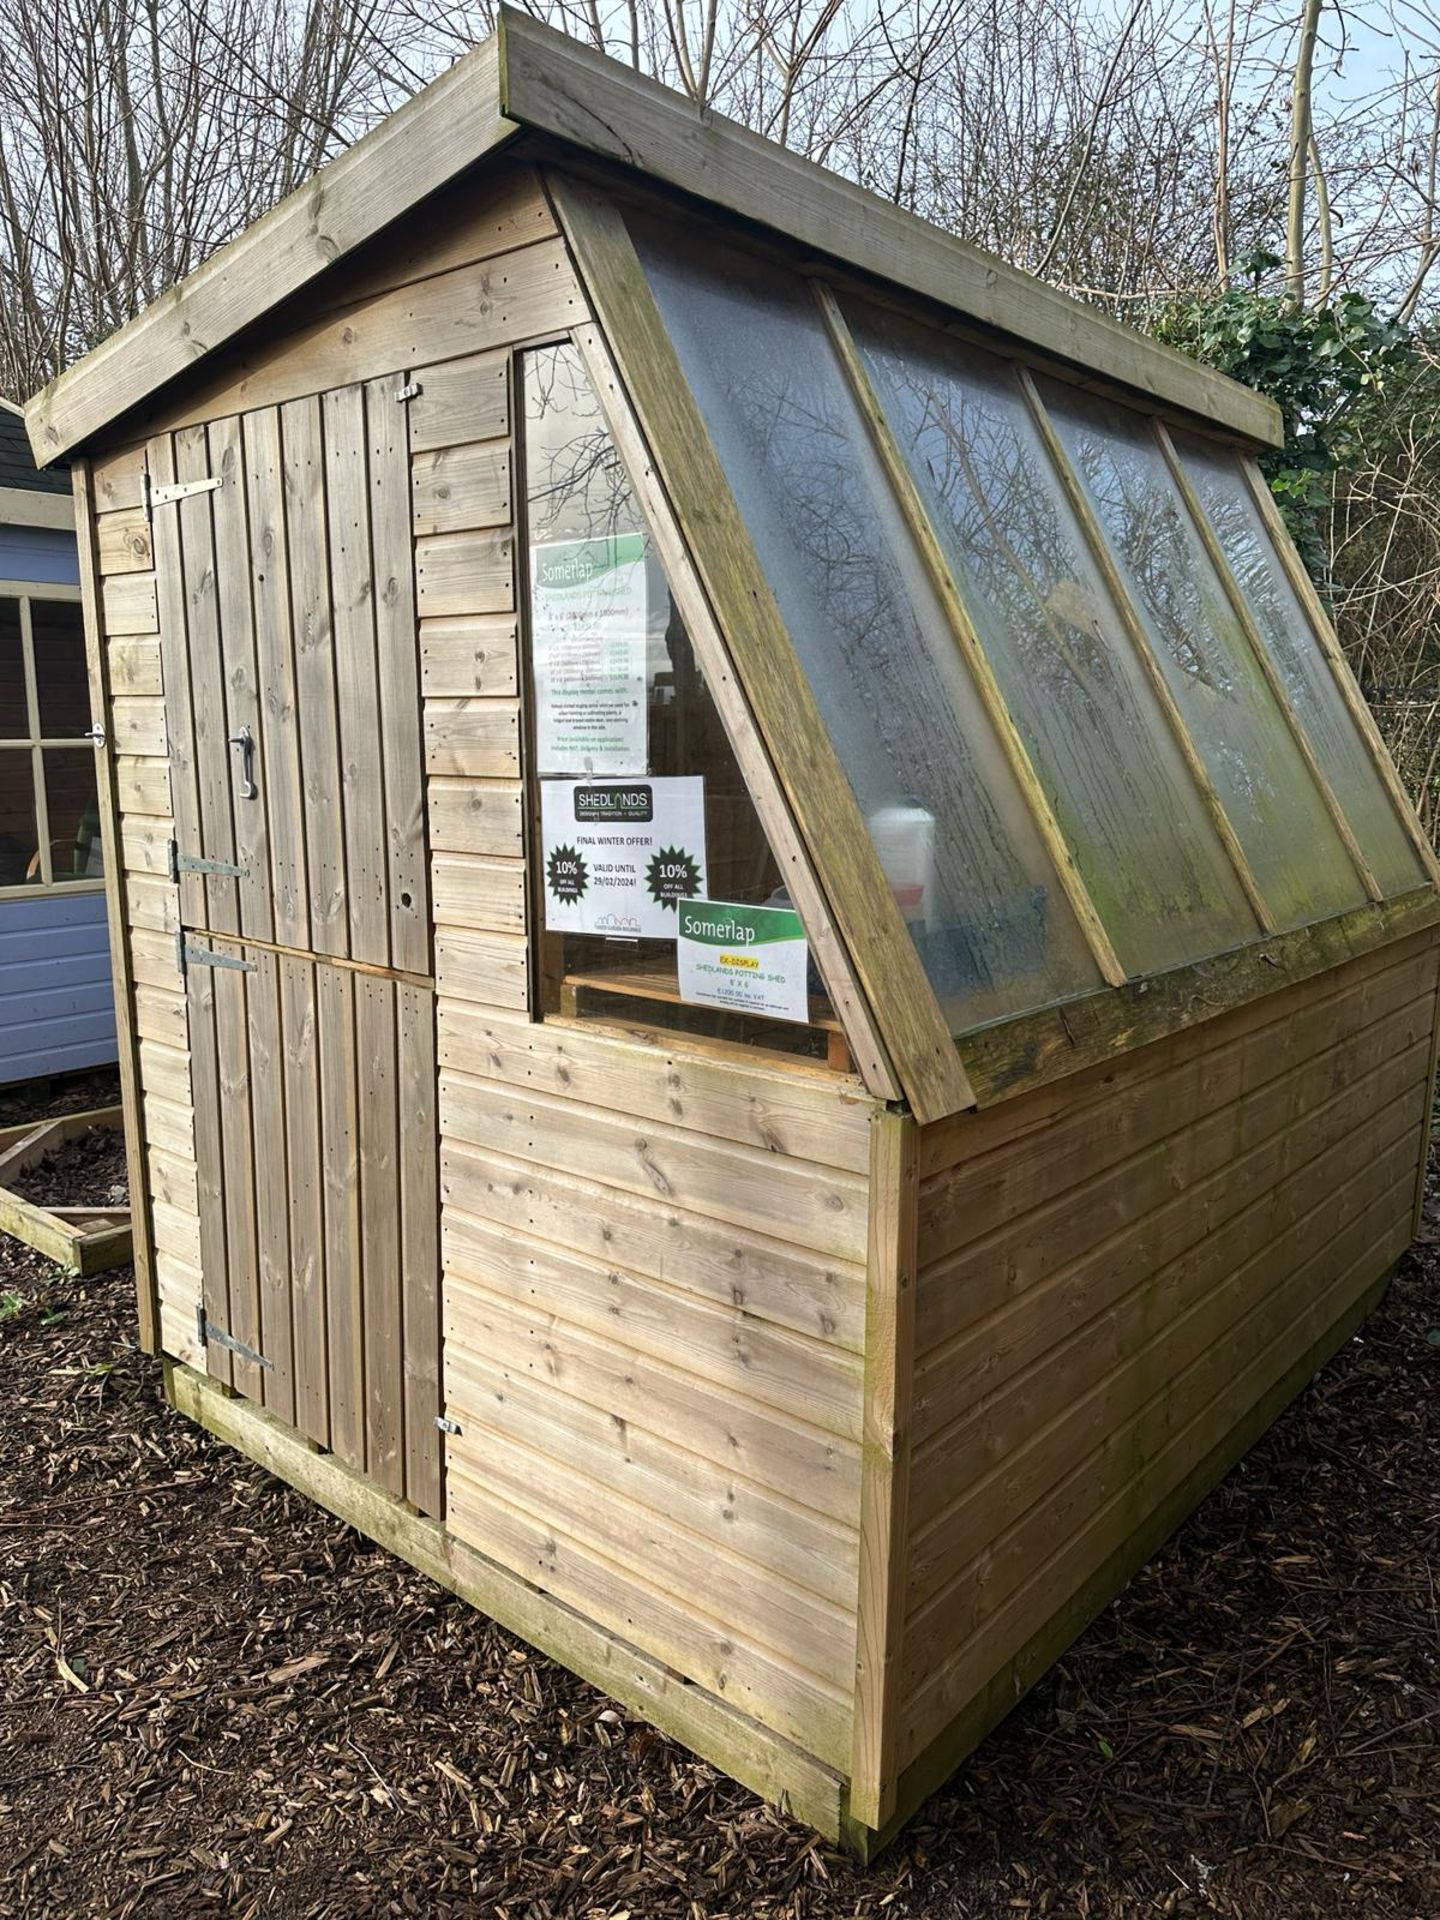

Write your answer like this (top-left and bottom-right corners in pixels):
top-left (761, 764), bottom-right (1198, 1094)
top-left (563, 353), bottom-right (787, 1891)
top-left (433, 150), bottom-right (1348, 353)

top-left (498, 9), bottom-right (1282, 450)
top-left (26, 35), bottom-right (516, 466)
top-left (0, 486), bottom-right (75, 531)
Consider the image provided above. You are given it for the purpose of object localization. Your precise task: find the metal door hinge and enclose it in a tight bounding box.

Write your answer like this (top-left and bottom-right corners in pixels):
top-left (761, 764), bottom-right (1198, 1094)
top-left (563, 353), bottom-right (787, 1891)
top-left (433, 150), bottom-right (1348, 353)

top-left (178, 938), bottom-right (257, 977)
top-left (167, 838), bottom-right (243, 883)
top-left (394, 380), bottom-right (422, 403)
top-left (143, 471), bottom-right (221, 515)
top-left (196, 1305), bottom-right (272, 1369)
top-left (434, 1414), bottom-right (462, 1436)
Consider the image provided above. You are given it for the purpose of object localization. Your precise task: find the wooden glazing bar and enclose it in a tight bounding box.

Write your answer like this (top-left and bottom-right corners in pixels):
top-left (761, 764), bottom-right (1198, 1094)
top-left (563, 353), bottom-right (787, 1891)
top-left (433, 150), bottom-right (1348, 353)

top-left (1154, 422), bottom-right (1382, 902)
top-left (1017, 368), bottom-right (1275, 938)
top-left (814, 284), bottom-right (1127, 990)
top-left (567, 318), bottom-right (898, 1103)
top-left (1238, 456), bottom-right (1440, 887)
top-left (550, 184), bottom-right (960, 1110)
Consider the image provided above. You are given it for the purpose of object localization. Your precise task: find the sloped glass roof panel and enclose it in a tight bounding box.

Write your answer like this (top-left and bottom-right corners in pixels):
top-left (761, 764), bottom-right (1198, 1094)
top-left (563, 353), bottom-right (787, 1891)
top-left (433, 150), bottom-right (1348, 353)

top-left (1041, 382), bottom-right (1365, 929)
top-left (847, 298), bottom-right (1258, 978)
top-left (626, 212), bottom-right (1103, 1034)
top-left (1173, 433), bottom-right (1425, 899)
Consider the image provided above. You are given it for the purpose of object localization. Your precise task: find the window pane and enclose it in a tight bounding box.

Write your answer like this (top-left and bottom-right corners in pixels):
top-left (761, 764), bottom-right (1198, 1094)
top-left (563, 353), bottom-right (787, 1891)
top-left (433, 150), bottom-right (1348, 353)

top-left (44, 747), bottom-right (104, 881)
top-left (523, 342), bottom-right (843, 1066)
top-left (848, 298), bottom-right (1257, 977)
top-left (0, 749), bottom-right (39, 886)
top-left (627, 215), bottom-right (1103, 1033)
top-left (1043, 384), bottom-right (1364, 929)
top-left (32, 599), bottom-right (91, 737)
top-left (0, 599), bottom-right (27, 740)
top-left (1173, 435), bottom-right (1424, 899)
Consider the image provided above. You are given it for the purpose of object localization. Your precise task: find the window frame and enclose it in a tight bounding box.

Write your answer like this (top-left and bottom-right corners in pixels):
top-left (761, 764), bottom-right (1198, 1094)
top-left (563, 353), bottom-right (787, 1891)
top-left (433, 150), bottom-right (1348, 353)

top-left (546, 167), bottom-right (1440, 1121)
top-left (514, 328), bottom-right (905, 1096)
top-left (0, 580), bottom-right (103, 898)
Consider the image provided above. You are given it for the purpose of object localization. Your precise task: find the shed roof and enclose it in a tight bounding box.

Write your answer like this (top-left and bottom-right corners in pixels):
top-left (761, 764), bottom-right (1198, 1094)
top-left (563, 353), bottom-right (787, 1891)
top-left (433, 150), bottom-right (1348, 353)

top-left (27, 10), bottom-right (1281, 466)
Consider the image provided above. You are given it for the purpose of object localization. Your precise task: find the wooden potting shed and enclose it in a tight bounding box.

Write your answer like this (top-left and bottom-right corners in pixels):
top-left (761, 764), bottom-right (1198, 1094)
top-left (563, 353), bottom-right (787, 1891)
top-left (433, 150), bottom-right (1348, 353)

top-left (28, 10), bottom-right (1440, 1848)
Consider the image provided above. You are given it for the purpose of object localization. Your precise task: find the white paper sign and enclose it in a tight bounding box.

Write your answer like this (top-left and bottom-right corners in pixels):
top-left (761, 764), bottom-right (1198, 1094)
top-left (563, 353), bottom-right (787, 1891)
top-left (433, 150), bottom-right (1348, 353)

top-left (541, 776), bottom-right (707, 941)
top-left (676, 898), bottom-right (810, 1023)
top-left (531, 534), bottom-right (648, 775)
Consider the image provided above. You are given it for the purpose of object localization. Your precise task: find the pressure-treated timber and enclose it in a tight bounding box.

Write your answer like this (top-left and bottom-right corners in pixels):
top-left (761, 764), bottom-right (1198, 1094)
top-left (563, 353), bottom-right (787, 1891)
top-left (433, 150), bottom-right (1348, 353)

top-left (54, 55), bottom-right (1440, 1854)
top-left (499, 17), bottom-right (1279, 448)
top-left (959, 885), bottom-right (1440, 1105)
top-left (0, 1107), bottom-right (133, 1276)
top-left (897, 928), bottom-right (1439, 1794)
top-left (850, 1110), bottom-right (919, 1828)
top-left (75, 458), bottom-right (159, 1345)
top-left (27, 18), bottom-right (1281, 469)
top-left (848, 1256), bottom-right (1399, 1858)
top-left (27, 37), bottom-right (516, 460)
top-left (552, 176), bottom-right (972, 1124)
top-left (568, 316), bottom-right (900, 1102)
top-left (166, 1360), bottom-right (849, 1836)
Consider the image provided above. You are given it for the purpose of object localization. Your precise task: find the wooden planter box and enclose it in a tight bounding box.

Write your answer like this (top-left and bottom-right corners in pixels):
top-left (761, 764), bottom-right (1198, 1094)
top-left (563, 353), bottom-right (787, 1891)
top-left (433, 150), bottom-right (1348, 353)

top-left (0, 1105), bottom-right (132, 1275)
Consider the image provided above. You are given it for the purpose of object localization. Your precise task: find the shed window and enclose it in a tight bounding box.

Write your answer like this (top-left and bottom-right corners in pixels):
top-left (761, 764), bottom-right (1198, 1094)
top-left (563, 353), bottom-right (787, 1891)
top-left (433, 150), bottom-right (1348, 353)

top-left (521, 343), bottom-right (852, 1067)
top-left (846, 300), bottom-right (1261, 975)
top-left (0, 593), bottom-right (102, 890)
top-left (625, 220), bottom-right (1105, 1033)
top-left (1173, 434), bottom-right (1425, 899)
top-left (612, 199), bottom-right (1430, 1063)
top-left (1041, 382), bottom-right (1364, 928)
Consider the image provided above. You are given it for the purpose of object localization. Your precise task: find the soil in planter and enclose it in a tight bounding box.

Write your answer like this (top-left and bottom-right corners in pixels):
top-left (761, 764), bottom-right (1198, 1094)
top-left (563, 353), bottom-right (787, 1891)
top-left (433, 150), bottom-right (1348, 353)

top-left (10, 1126), bottom-right (129, 1210)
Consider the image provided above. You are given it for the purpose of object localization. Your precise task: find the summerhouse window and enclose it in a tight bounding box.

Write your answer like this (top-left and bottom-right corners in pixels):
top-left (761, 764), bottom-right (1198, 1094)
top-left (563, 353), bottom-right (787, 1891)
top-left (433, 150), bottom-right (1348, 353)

top-left (0, 590), bottom-right (101, 893)
top-left (521, 342), bottom-right (851, 1068)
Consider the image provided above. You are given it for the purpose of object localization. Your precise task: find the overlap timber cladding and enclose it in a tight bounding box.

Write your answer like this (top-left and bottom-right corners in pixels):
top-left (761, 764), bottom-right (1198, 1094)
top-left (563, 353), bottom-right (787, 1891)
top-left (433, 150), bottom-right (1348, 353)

top-left (902, 927), bottom-right (1440, 1771)
top-left (91, 443), bottom-right (204, 1376)
top-left (438, 1023), bottom-right (875, 1768)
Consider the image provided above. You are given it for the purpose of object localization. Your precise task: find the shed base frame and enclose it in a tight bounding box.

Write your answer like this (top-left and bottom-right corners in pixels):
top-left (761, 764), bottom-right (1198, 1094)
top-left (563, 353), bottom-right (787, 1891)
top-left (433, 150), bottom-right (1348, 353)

top-left (162, 1360), bottom-right (853, 1840)
top-left (843, 1256), bottom-right (1399, 1861)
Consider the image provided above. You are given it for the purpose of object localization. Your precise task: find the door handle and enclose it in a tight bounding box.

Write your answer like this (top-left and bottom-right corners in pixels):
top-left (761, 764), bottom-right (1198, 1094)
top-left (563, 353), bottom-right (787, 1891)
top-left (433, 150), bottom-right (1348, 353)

top-left (228, 725), bottom-right (257, 800)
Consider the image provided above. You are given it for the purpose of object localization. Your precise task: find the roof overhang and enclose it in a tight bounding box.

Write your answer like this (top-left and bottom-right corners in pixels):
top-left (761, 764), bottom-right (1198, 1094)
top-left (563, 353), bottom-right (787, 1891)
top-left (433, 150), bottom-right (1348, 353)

top-left (26, 8), bottom-right (1283, 467)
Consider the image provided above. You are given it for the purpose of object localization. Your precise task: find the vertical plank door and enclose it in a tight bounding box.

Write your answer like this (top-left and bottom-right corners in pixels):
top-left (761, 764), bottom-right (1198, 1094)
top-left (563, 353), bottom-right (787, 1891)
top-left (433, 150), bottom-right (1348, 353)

top-left (148, 379), bottom-right (442, 1513)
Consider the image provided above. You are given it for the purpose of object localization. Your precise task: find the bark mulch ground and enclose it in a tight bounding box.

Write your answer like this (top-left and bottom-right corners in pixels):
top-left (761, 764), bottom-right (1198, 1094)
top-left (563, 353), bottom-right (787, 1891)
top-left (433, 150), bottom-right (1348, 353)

top-left (1, 1082), bottom-right (1438, 1919)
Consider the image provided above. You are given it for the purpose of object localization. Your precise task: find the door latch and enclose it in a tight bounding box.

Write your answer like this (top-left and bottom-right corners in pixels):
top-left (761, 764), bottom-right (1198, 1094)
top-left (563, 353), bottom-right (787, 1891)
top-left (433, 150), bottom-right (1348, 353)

top-left (228, 725), bottom-right (257, 799)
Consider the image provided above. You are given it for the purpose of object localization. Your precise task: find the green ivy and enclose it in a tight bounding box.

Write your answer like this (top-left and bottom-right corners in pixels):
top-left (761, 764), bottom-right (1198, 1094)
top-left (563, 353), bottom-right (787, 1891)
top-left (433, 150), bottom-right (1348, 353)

top-left (1150, 251), bottom-right (1412, 577)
